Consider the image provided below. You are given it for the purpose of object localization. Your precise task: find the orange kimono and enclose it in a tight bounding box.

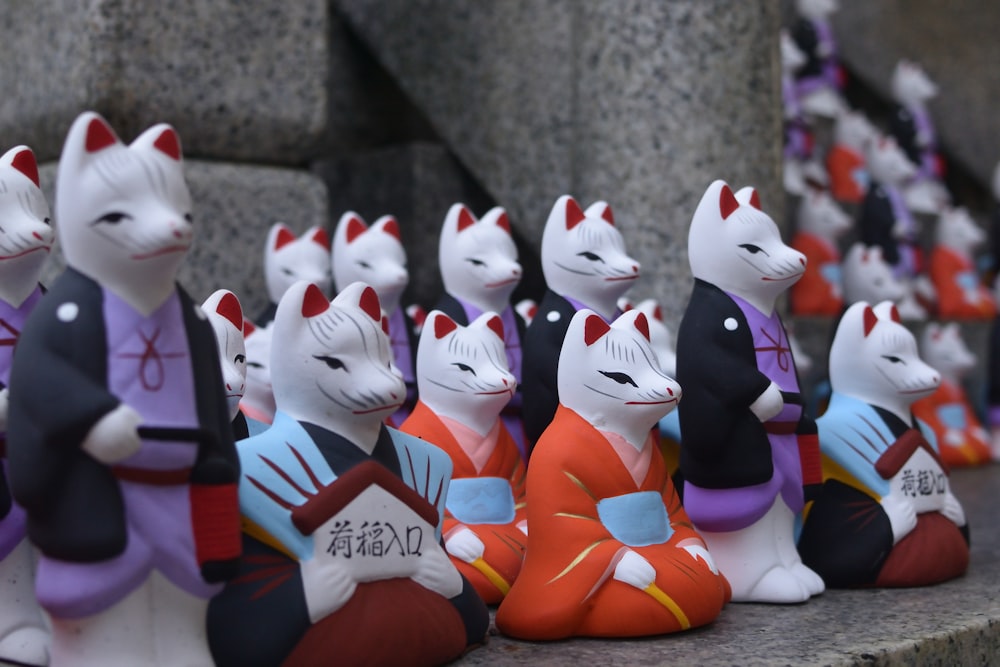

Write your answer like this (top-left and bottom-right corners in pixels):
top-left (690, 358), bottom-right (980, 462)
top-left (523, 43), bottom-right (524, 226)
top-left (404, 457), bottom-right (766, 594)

top-left (912, 379), bottom-right (991, 466)
top-left (930, 246), bottom-right (997, 320)
top-left (400, 401), bottom-right (527, 603)
top-left (826, 144), bottom-right (867, 203)
top-left (495, 406), bottom-right (729, 640)
top-left (790, 232), bottom-right (843, 316)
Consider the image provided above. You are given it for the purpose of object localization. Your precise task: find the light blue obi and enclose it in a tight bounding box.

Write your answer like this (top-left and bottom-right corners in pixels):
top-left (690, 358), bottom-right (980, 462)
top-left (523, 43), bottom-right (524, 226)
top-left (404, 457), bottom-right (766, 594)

top-left (596, 491), bottom-right (672, 547)
top-left (937, 403), bottom-right (967, 430)
top-left (445, 477), bottom-right (516, 525)
top-left (820, 262), bottom-right (842, 288)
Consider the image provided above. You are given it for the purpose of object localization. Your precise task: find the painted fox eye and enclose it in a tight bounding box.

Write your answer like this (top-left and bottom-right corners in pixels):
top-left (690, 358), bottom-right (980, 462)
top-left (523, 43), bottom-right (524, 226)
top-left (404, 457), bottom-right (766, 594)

top-left (281, 268), bottom-right (295, 276)
top-left (93, 211), bottom-right (131, 225)
top-left (599, 370), bottom-right (637, 387)
top-left (314, 355), bottom-right (347, 371)
top-left (738, 243), bottom-right (764, 255)
top-left (247, 361), bottom-right (265, 369)
top-left (466, 258), bottom-right (486, 267)
top-left (578, 251), bottom-right (603, 262)
top-left (881, 355), bottom-right (904, 364)
top-left (43, 217), bottom-right (52, 225)
top-left (184, 213), bottom-right (193, 224)
top-left (453, 362), bottom-right (477, 376)
top-left (357, 261), bottom-right (372, 269)
top-left (234, 354), bottom-right (246, 364)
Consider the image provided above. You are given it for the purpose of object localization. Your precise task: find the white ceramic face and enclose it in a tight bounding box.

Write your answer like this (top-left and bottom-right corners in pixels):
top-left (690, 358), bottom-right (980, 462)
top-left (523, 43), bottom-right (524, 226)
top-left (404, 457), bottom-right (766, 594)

top-left (333, 213), bottom-right (408, 313)
top-left (265, 223), bottom-right (332, 303)
top-left (439, 205), bottom-right (522, 311)
top-left (0, 146), bottom-right (53, 292)
top-left (202, 290), bottom-right (248, 420)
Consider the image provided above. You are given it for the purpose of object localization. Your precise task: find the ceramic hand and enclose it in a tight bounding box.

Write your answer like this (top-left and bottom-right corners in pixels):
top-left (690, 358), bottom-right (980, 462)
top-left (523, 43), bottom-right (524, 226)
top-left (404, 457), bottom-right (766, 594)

top-left (943, 428), bottom-right (965, 448)
top-left (81, 404), bottom-right (143, 464)
top-left (412, 544), bottom-right (463, 599)
top-left (445, 527), bottom-right (485, 563)
top-left (613, 550), bottom-right (655, 590)
top-left (299, 553), bottom-right (357, 623)
top-left (517, 519), bottom-right (528, 536)
top-left (749, 382), bottom-right (784, 422)
top-left (941, 492), bottom-right (966, 527)
top-left (880, 493), bottom-right (917, 544)
top-left (679, 542), bottom-right (720, 575)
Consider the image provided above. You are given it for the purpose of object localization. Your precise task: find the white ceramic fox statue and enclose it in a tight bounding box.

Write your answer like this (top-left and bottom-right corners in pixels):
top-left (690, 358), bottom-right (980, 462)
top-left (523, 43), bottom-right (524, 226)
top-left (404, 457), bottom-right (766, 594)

top-left (258, 221), bottom-right (331, 324)
top-left (676, 180), bottom-right (824, 604)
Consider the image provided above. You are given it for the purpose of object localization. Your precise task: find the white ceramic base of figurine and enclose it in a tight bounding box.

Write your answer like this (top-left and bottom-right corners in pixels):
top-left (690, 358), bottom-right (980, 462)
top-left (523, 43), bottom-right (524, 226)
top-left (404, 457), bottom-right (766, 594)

top-left (0, 540), bottom-right (49, 666)
top-left (49, 571), bottom-right (212, 667)
top-left (698, 497), bottom-right (824, 604)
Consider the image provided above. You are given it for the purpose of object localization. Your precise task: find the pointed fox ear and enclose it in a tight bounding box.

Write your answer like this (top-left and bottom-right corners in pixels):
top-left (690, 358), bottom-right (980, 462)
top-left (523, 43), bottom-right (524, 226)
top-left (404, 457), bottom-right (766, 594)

top-left (216, 292), bottom-right (244, 330)
top-left (633, 312), bottom-right (650, 342)
top-left (863, 306), bottom-right (878, 337)
top-left (433, 313), bottom-right (458, 339)
top-left (378, 216), bottom-right (401, 241)
top-left (746, 189), bottom-right (762, 211)
top-left (243, 319), bottom-right (257, 337)
top-left (273, 224), bottom-right (296, 250)
top-left (345, 215), bottom-right (368, 244)
top-left (486, 315), bottom-right (505, 341)
top-left (358, 286), bottom-right (382, 322)
top-left (584, 314), bottom-right (611, 346)
top-left (301, 283), bottom-right (330, 318)
top-left (8, 147), bottom-right (40, 187)
top-left (457, 206), bottom-right (476, 232)
top-left (565, 197), bottom-right (586, 230)
top-left (309, 227), bottom-right (330, 249)
top-left (719, 184), bottom-right (739, 220)
top-left (495, 211), bottom-right (511, 233)
top-left (84, 115), bottom-right (119, 153)
top-left (381, 315), bottom-right (390, 335)
top-left (888, 304), bottom-right (901, 323)
top-left (152, 127), bottom-right (181, 160)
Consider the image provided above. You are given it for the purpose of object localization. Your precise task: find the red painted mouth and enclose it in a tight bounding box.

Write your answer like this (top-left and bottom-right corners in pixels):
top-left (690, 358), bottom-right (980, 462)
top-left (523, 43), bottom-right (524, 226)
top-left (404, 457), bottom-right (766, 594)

top-left (0, 246), bottom-right (50, 260)
top-left (484, 278), bottom-right (519, 288)
top-left (605, 275), bottom-right (638, 282)
top-left (625, 398), bottom-right (678, 405)
top-left (477, 388), bottom-right (515, 396)
top-left (761, 272), bottom-right (803, 282)
top-left (353, 401), bottom-right (404, 415)
top-left (131, 245), bottom-right (189, 260)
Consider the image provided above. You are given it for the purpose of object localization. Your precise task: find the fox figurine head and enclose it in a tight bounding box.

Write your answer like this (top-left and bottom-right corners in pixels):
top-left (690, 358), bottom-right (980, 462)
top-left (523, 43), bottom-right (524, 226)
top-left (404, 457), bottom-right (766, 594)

top-left (202, 289), bottom-right (248, 421)
top-left (630, 298), bottom-right (677, 378)
top-left (829, 300), bottom-right (939, 421)
top-left (558, 308), bottom-right (681, 450)
top-left (891, 59), bottom-right (939, 109)
top-left (797, 187), bottom-right (851, 243)
top-left (332, 212), bottom-right (409, 316)
top-left (271, 280), bottom-right (405, 450)
top-left (240, 319), bottom-right (276, 424)
top-left (439, 204), bottom-right (522, 315)
top-left (920, 322), bottom-right (976, 385)
top-left (56, 111), bottom-right (192, 315)
top-left (416, 310), bottom-right (516, 436)
top-left (867, 136), bottom-right (916, 187)
top-left (688, 180), bottom-right (805, 316)
top-left (935, 206), bottom-right (984, 258)
top-left (0, 145), bottom-right (53, 306)
top-left (541, 196), bottom-right (639, 321)
top-left (841, 243), bottom-right (906, 305)
top-left (264, 222), bottom-right (331, 306)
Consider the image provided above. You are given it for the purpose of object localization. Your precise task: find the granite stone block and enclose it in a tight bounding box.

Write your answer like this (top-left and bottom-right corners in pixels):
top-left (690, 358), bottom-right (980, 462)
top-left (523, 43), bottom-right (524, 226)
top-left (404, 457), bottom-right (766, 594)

top-left (0, 1), bottom-right (331, 164)
top-left (830, 2), bottom-right (1000, 190)
top-left (36, 160), bottom-right (329, 320)
top-left (334, 0), bottom-right (783, 329)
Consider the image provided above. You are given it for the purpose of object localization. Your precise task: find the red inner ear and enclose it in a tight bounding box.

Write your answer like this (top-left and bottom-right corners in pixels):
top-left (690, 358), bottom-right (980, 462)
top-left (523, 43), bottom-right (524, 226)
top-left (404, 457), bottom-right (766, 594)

top-left (153, 129), bottom-right (181, 160)
top-left (599, 204), bottom-right (615, 226)
top-left (654, 305), bottom-right (663, 322)
top-left (719, 185), bottom-right (739, 220)
top-left (9, 149), bottom-right (39, 188)
top-left (311, 228), bottom-right (330, 249)
top-left (634, 312), bottom-right (651, 341)
top-left (358, 286), bottom-right (382, 322)
top-left (302, 284), bottom-right (330, 317)
top-left (748, 189), bottom-right (762, 211)
top-left (381, 315), bottom-right (390, 335)
top-left (274, 227), bottom-right (296, 249)
top-left (216, 292), bottom-right (243, 330)
top-left (381, 218), bottom-right (401, 241)
top-left (434, 314), bottom-right (458, 339)
top-left (486, 315), bottom-right (505, 340)
top-left (457, 207), bottom-right (476, 232)
top-left (243, 319), bottom-right (257, 337)
top-left (863, 306), bottom-right (878, 337)
top-left (85, 117), bottom-right (118, 152)
top-left (584, 315), bottom-right (611, 346)
top-left (495, 212), bottom-right (511, 233)
top-left (565, 198), bottom-right (586, 230)
top-left (889, 305), bottom-right (901, 323)
top-left (345, 216), bottom-right (367, 244)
